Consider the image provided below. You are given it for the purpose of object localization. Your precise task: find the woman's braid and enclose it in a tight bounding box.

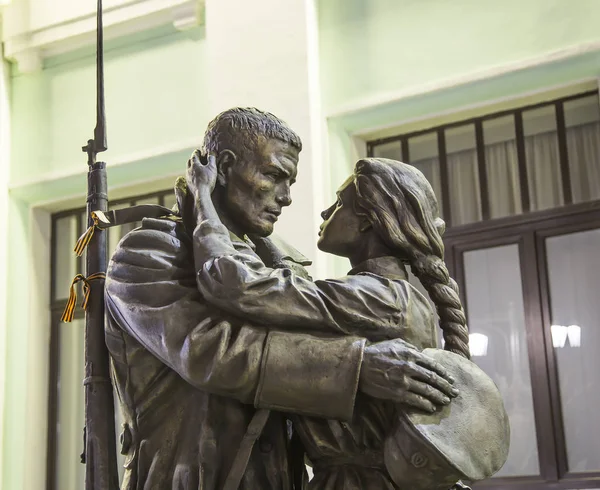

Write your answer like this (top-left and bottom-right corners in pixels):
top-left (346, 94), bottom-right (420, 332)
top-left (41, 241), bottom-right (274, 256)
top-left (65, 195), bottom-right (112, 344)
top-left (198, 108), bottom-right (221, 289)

top-left (412, 254), bottom-right (470, 360)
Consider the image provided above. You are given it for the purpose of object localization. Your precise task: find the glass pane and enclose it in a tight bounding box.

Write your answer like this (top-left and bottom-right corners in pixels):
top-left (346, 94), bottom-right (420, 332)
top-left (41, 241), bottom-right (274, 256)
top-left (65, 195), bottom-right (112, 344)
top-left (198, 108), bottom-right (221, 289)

top-left (463, 245), bottom-right (540, 477)
top-left (523, 105), bottom-right (564, 211)
top-left (56, 319), bottom-right (85, 489)
top-left (564, 95), bottom-right (600, 204)
top-left (483, 115), bottom-right (522, 219)
top-left (134, 196), bottom-right (160, 206)
top-left (54, 215), bottom-right (78, 301)
top-left (445, 124), bottom-right (481, 225)
top-left (372, 140), bottom-right (402, 161)
top-left (54, 319), bottom-right (126, 487)
top-left (546, 228), bottom-right (600, 472)
top-left (408, 132), bottom-right (444, 219)
top-left (163, 191), bottom-right (177, 212)
top-left (108, 225), bottom-right (124, 259)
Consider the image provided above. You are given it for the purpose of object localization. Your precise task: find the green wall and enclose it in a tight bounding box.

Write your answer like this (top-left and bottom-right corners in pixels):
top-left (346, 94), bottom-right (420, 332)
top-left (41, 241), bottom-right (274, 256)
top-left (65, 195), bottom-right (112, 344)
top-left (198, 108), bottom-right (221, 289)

top-left (10, 26), bottom-right (209, 203)
top-left (319, 0), bottom-right (600, 112)
top-left (4, 25), bottom-right (210, 490)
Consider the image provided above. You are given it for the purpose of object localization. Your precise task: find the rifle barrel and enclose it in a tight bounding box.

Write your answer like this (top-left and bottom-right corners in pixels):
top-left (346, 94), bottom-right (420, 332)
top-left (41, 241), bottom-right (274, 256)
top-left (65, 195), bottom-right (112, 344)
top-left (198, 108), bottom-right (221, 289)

top-left (83, 0), bottom-right (118, 488)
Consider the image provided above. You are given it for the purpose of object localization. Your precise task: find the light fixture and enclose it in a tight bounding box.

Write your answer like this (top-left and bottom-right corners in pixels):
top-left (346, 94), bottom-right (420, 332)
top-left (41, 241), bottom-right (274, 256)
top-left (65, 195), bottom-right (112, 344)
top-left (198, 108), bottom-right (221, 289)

top-left (551, 325), bottom-right (568, 348)
top-left (469, 333), bottom-right (489, 357)
top-left (567, 325), bottom-right (581, 347)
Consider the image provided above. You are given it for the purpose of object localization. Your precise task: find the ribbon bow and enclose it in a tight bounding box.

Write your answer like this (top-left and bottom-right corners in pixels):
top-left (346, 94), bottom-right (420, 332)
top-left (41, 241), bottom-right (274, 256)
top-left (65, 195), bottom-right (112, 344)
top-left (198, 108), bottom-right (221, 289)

top-left (60, 272), bottom-right (106, 322)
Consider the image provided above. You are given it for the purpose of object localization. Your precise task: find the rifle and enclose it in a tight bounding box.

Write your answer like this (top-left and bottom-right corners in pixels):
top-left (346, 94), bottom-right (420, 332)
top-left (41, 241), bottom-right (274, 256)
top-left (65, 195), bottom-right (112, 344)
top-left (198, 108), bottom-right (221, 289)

top-left (81, 0), bottom-right (119, 488)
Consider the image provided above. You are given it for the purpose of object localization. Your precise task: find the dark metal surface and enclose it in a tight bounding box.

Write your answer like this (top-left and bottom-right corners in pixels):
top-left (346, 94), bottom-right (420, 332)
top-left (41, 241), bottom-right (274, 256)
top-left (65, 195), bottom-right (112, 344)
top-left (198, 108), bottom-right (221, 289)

top-left (474, 120), bottom-right (490, 220)
top-left (513, 111), bottom-right (530, 213)
top-left (554, 101), bottom-right (573, 205)
top-left (437, 128), bottom-right (452, 226)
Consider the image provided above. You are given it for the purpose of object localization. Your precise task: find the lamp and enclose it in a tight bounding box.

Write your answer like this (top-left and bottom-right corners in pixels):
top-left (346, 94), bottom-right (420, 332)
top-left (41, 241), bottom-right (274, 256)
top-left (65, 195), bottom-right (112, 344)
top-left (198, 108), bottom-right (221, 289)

top-left (551, 325), bottom-right (568, 348)
top-left (469, 333), bottom-right (489, 357)
top-left (567, 325), bottom-right (581, 347)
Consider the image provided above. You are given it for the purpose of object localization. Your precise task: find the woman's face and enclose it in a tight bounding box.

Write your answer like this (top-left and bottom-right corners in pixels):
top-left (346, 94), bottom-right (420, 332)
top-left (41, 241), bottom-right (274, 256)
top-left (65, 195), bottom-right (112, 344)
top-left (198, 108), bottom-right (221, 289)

top-left (317, 177), bottom-right (365, 257)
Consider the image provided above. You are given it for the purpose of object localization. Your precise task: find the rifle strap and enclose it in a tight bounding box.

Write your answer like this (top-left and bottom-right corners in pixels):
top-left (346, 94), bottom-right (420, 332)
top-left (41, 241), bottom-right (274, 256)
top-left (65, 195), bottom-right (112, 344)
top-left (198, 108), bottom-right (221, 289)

top-left (74, 204), bottom-right (176, 257)
top-left (222, 408), bottom-right (271, 490)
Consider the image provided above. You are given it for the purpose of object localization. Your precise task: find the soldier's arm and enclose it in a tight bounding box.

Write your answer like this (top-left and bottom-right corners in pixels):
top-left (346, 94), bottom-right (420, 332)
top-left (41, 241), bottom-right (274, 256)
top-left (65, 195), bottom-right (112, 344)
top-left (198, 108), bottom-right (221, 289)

top-left (105, 220), bottom-right (364, 421)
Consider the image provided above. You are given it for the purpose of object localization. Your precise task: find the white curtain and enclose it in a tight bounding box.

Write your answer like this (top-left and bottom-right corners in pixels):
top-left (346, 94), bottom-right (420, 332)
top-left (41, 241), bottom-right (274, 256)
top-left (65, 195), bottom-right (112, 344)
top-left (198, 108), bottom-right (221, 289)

top-left (486, 141), bottom-right (521, 219)
top-left (525, 131), bottom-right (564, 212)
top-left (567, 121), bottom-right (600, 203)
top-left (447, 149), bottom-right (481, 224)
top-left (410, 121), bottom-right (600, 225)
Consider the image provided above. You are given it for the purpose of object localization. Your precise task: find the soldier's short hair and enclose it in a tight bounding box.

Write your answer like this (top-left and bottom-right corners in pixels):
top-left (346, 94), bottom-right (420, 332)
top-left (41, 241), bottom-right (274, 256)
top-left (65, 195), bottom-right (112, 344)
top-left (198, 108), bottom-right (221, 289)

top-left (202, 107), bottom-right (302, 163)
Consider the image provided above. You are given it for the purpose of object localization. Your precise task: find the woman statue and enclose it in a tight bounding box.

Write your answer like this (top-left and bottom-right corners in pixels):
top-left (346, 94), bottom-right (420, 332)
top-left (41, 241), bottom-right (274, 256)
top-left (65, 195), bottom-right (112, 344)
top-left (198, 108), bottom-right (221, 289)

top-left (186, 155), bottom-right (507, 489)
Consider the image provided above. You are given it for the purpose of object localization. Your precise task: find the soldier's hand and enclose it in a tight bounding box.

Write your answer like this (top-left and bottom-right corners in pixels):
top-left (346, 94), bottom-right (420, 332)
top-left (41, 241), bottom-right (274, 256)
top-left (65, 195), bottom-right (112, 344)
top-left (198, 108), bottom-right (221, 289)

top-left (359, 339), bottom-right (459, 412)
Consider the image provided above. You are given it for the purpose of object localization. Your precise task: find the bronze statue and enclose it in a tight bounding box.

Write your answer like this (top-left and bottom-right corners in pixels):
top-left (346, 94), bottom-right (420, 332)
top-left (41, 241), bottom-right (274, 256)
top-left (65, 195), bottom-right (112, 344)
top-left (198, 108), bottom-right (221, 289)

top-left (105, 108), bottom-right (509, 490)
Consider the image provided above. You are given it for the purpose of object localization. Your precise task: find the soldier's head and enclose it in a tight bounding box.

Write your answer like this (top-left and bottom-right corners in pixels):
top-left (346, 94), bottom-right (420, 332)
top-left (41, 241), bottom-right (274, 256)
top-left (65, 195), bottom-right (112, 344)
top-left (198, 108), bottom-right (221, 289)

top-left (202, 108), bottom-right (302, 237)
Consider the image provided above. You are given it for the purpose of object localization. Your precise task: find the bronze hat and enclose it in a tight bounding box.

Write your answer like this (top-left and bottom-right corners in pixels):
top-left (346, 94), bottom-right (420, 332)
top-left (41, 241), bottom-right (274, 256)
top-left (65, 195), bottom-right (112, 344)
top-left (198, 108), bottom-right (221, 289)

top-left (384, 348), bottom-right (510, 489)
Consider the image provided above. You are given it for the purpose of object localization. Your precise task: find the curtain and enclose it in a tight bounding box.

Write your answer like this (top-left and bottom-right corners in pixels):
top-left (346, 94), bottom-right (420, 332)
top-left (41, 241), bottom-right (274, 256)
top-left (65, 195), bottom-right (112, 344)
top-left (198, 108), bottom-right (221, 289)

top-left (567, 121), bottom-right (600, 203)
top-left (447, 149), bottom-right (481, 224)
top-left (486, 141), bottom-right (521, 219)
top-left (525, 131), bottom-right (564, 212)
top-left (410, 121), bottom-right (600, 225)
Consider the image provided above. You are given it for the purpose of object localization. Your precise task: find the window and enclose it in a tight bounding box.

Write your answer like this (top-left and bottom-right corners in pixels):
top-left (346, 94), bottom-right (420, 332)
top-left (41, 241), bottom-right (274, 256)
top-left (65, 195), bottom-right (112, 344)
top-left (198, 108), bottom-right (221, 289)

top-left (368, 91), bottom-right (600, 489)
top-left (368, 91), bottom-right (600, 227)
top-left (47, 189), bottom-right (175, 490)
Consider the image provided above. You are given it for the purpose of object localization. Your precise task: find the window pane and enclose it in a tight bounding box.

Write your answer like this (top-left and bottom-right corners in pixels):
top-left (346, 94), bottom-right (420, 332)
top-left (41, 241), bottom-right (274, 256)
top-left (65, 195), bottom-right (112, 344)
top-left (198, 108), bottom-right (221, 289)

top-left (523, 105), bottom-right (564, 211)
top-left (546, 228), bottom-right (600, 472)
top-left (54, 215), bottom-right (78, 301)
top-left (54, 318), bottom-right (126, 486)
top-left (108, 225), bottom-right (124, 259)
top-left (463, 245), bottom-right (540, 477)
top-left (483, 115), bottom-right (522, 219)
top-left (408, 132), bottom-right (444, 219)
top-left (56, 319), bottom-right (85, 489)
top-left (163, 191), bottom-right (177, 212)
top-left (564, 95), bottom-right (600, 204)
top-left (372, 140), bottom-right (402, 160)
top-left (445, 124), bottom-right (481, 225)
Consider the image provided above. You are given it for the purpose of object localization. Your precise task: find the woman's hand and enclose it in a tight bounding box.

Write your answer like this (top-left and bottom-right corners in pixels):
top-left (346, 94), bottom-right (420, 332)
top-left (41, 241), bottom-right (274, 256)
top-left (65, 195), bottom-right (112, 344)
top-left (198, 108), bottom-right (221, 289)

top-left (359, 339), bottom-right (459, 412)
top-left (184, 149), bottom-right (219, 225)
top-left (186, 149), bottom-right (218, 201)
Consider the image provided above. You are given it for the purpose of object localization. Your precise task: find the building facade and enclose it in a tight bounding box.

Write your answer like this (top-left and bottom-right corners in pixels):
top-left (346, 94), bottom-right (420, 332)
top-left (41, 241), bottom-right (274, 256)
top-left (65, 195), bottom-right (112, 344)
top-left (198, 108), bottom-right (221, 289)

top-left (1, 0), bottom-right (600, 489)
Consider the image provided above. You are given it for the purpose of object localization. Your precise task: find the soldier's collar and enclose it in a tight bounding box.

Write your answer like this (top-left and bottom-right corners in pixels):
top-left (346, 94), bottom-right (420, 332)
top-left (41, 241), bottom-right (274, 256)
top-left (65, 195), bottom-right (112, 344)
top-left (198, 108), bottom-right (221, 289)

top-left (229, 231), bottom-right (257, 251)
top-left (348, 256), bottom-right (408, 281)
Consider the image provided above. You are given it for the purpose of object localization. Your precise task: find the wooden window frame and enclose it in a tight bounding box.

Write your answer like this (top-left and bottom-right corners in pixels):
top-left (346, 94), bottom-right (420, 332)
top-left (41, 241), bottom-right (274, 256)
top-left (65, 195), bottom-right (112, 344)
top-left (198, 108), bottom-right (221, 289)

top-left (368, 91), bottom-right (600, 488)
top-left (47, 189), bottom-right (172, 490)
top-left (446, 201), bottom-right (600, 489)
top-left (368, 90), bottom-right (598, 222)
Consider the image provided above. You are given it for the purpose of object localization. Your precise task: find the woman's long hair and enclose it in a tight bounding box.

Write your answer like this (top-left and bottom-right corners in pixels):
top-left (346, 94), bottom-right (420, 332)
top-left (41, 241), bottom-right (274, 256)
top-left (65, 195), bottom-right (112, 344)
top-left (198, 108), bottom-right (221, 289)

top-left (353, 158), bottom-right (470, 359)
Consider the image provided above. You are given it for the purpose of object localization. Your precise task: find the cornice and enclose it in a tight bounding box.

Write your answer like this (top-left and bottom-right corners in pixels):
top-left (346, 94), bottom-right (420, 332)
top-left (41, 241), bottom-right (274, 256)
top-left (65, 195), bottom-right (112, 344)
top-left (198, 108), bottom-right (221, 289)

top-left (2, 0), bottom-right (204, 72)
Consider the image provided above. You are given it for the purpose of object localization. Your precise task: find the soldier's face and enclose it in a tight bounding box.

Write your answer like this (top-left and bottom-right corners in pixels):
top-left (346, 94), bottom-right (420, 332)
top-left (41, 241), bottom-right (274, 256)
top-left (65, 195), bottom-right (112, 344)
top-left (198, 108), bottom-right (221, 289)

top-left (222, 138), bottom-right (299, 237)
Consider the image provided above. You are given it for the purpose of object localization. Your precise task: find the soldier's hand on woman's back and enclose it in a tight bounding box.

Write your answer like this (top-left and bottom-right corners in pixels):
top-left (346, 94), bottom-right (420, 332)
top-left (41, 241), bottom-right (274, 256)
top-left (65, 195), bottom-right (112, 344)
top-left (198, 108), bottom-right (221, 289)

top-left (359, 339), bottom-right (459, 413)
